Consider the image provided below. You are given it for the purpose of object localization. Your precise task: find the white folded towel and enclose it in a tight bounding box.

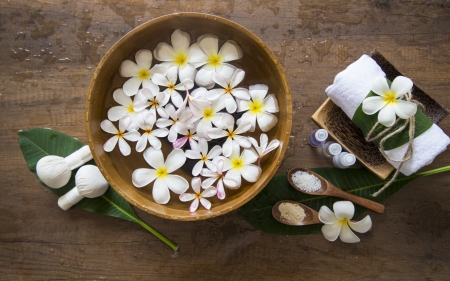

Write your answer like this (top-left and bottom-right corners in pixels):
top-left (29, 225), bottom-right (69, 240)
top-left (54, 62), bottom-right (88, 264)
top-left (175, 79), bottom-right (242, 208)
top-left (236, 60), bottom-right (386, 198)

top-left (326, 55), bottom-right (450, 176)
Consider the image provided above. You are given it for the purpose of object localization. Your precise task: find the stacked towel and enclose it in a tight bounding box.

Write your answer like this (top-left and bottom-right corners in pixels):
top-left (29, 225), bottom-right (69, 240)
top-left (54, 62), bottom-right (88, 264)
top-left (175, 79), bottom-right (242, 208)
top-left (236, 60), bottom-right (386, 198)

top-left (326, 55), bottom-right (450, 176)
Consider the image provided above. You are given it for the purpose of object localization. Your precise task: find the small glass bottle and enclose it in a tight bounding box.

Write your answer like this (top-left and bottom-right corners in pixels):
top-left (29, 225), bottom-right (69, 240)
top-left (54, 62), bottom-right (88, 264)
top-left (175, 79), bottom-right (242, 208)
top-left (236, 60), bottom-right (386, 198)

top-left (309, 129), bottom-right (328, 147)
top-left (322, 141), bottom-right (342, 158)
top-left (333, 152), bottom-right (356, 169)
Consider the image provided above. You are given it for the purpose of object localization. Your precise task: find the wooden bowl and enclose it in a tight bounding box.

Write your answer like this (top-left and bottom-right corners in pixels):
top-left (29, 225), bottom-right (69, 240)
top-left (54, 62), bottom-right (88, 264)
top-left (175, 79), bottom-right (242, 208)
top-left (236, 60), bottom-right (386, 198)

top-left (85, 12), bottom-right (292, 221)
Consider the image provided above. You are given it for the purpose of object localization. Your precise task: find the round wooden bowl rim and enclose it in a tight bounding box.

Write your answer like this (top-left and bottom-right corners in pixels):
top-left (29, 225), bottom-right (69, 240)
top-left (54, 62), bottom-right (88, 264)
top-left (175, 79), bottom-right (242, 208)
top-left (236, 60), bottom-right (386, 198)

top-left (85, 12), bottom-right (292, 221)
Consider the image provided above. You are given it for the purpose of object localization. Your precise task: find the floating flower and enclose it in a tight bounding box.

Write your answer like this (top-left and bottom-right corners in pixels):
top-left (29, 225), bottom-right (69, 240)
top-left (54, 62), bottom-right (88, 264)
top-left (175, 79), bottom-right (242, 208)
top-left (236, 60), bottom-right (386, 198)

top-left (201, 159), bottom-right (237, 200)
top-left (205, 69), bottom-right (250, 113)
top-left (156, 104), bottom-right (193, 143)
top-left (185, 138), bottom-right (222, 176)
top-left (172, 120), bottom-right (199, 149)
top-left (151, 72), bottom-right (194, 108)
top-left (207, 114), bottom-right (251, 157)
top-left (132, 147), bottom-right (188, 204)
top-left (237, 84), bottom-right (279, 132)
top-left (153, 29), bottom-right (208, 82)
top-left (362, 76), bottom-right (417, 127)
top-left (132, 87), bottom-right (170, 119)
top-left (179, 177), bottom-right (217, 212)
top-left (101, 115), bottom-right (140, 156)
top-left (119, 49), bottom-right (165, 96)
top-left (107, 88), bottom-right (144, 130)
top-left (135, 112), bottom-right (169, 152)
top-left (248, 133), bottom-right (280, 166)
top-left (194, 34), bottom-right (243, 88)
top-left (319, 201), bottom-right (372, 243)
top-left (221, 142), bottom-right (261, 189)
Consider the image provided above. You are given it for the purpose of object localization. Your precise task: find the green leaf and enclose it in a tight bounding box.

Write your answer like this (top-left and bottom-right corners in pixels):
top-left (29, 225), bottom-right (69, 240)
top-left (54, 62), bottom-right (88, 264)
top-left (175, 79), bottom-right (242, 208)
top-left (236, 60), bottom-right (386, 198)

top-left (18, 128), bottom-right (178, 251)
top-left (238, 166), bottom-right (450, 235)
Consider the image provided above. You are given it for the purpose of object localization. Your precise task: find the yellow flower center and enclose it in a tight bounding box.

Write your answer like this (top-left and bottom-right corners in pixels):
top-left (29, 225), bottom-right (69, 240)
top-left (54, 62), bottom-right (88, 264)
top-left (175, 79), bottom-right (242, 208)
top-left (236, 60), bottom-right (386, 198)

top-left (150, 99), bottom-right (159, 107)
top-left (168, 83), bottom-right (175, 91)
top-left (383, 92), bottom-right (397, 104)
top-left (227, 131), bottom-right (235, 139)
top-left (117, 131), bottom-right (124, 138)
top-left (194, 193), bottom-right (202, 199)
top-left (156, 167), bottom-right (168, 178)
top-left (225, 86), bottom-right (233, 94)
top-left (145, 129), bottom-right (152, 135)
top-left (207, 54), bottom-right (222, 67)
top-left (172, 118), bottom-right (178, 125)
top-left (249, 100), bottom-right (263, 114)
top-left (138, 69), bottom-right (150, 80)
top-left (174, 53), bottom-right (187, 66)
top-left (201, 155), bottom-right (208, 162)
top-left (127, 104), bottom-right (135, 113)
top-left (203, 108), bottom-right (214, 119)
top-left (231, 158), bottom-right (243, 169)
top-left (186, 132), bottom-right (193, 139)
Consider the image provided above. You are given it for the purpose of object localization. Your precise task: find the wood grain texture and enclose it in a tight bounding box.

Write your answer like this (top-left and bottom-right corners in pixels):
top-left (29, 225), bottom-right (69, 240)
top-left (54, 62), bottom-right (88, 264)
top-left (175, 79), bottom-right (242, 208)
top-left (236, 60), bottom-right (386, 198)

top-left (1, 0), bottom-right (449, 280)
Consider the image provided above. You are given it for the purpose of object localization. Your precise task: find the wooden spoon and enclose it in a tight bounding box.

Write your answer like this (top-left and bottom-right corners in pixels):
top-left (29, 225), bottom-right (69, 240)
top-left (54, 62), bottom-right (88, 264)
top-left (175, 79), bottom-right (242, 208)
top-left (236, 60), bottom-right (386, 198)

top-left (272, 200), bottom-right (321, 226)
top-left (287, 168), bottom-right (385, 214)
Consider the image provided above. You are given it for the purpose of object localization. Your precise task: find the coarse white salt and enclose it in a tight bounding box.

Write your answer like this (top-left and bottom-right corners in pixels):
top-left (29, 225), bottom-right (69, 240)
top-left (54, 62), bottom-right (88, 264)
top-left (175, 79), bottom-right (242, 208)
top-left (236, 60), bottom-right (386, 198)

top-left (291, 171), bottom-right (321, 192)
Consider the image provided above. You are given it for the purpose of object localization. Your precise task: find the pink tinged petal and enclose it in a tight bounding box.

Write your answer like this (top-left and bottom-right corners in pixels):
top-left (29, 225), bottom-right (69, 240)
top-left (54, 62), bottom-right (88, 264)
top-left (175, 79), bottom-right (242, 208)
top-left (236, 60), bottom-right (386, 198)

top-left (171, 29), bottom-right (190, 53)
top-left (198, 33), bottom-right (219, 55)
top-left (241, 148), bottom-right (258, 164)
top-left (135, 134), bottom-right (148, 153)
top-left (186, 43), bottom-right (208, 64)
top-left (234, 135), bottom-right (251, 148)
top-left (208, 128), bottom-right (228, 139)
top-left (156, 118), bottom-right (173, 128)
top-left (362, 96), bottom-right (386, 115)
top-left (199, 198), bottom-right (212, 210)
top-left (391, 76), bottom-right (413, 98)
top-left (165, 148), bottom-right (187, 173)
top-left (370, 76), bottom-right (390, 97)
top-left (143, 147), bottom-right (165, 169)
top-left (123, 77), bottom-right (142, 96)
top-left (103, 136), bottom-right (119, 152)
top-left (249, 84), bottom-right (269, 101)
top-left (221, 138), bottom-right (233, 157)
top-left (152, 178), bottom-right (170, 204)
top-left (151, 73), bottom-right (169, 87)
top-left (189, 198), bottom-right (199, 212)
top-left (135, 49), bottom-right (153, 70)
top-left (318, 206), bottom-right (339, 224)
top-left (119, 60), bottom-right (139, 77)
top-left (264, 139), bottom-right (280, 154)
top-left (192, 161), bottom-right (204, 176)
top-left (263, 94), bottom-right (279, 113)
top-left (191, 177), bottom-right (202, 193)
top-left (154, 42), bottom-right (177, 62)
top-left (173, 136), bottom-right (188, 149)
top-left (256, 112), bottom-right (278, 132)
top-left (113, 88), bottom-right (132, 106)
top-left (118, 115), bottom-right (132, 132)
top-left (232, 88), bottom-right (251, 100)
top-left (195, 68), bottom-right (215, 88)
top-left (171, 92), bottom-right (184, 108)
top-left (339, 223), bottom-right (360, 243)
top-left (393, 100), bottom-right (417, 119)
top-left (224, 169), bottom-right (241, 189)
top-left (118, 138), bottom-right (131, 156)
top-left (216, 179), bottom-right (226, 199)
top-left (165, 174), bottom-right (189, 194)
top-left (230, 69), bottom-right (245, 88)
top-left (107, 106), bottom-right (129, 122)
top-left (348, 215), bottom-right (372, 233)
top-left (101, 119), bottom-right (118, 134)
top-left (148, 136), bottom-right (162, 150)
top-left (241, 164), bottom-right (261, 182)
top-left (123, 131), bottom-right (140, 142)
top-left (333, 201), bottom-right (355, 220)
top-left (212, 72), bottom-right (229, 89)
top-left (201, 187), bottom-right (216, 199)
top-left (218, 40), bottom-right (243, 62)
top-left (142, 80), bottom-right (159, 93)
top-left (225, 96), bottom-right (237, 113)
top-left (179, 193), bottom-right (196, 202)
top-left (321, 222), bottom-right (342, 242)
top-left (377, 104), bottom-right (397, 127)
top-left (179, 63), bottom-right (197, 82)
top-left (207, 145), bottom-right (222, 159)
top-left (132, 168), bottom-right (158, 188)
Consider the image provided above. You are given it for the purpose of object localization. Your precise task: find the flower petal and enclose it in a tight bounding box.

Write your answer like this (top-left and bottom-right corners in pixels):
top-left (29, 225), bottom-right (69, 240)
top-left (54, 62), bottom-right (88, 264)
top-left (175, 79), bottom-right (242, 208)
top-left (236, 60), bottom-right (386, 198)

top-left (179, 63), bottom-right (197, 82)
top-left (171, 92), bottom-right (184, 109)
top-left (370, 76), bottom-right (390, 97)
top-left (232, 88), bottom-right (251, 100)
top-left (179, 193), bottom-right (196, 202)
top-left (378, 104), bottom-right (397, 127)
top-left (362, 96), bottom-right (386, 115)
top-left (212, 72), bottom-right (229, 89)
top-left (189, 198), bottom-right (199, 212)
top-left (198, 33), bottom-right (218, 55)
top-left (123, 76), bottom-right (142, 96)
top-left (207, 89), bottom-right (225, 101)
top-left (207, 145), bottom-right (222, 159)
top-left (241, 164), bottom-right (261, 182)
top-left (333, 201), bottom-right (355, 220)
top-left (219, 63), bottom-right (237, 79)
top-left (135, 134), bottom-right (148, 153)
top-left (156, 118), bottom-right (173, 128)
top-left (207, 128), bottom-right (227, 139)
top-left (264, 139), bottom-right (280, 155)
top-left (262, 94), bottom-right (279, 113)
top-left (234, 135), bottom-right (251, 148)
top-left (393, 100), bottom-right (417, 119)
top-left (216, 179), bottom-right (226, 199)
top-left (103, 136), bottom-right (118, 152)
top-left (199, 198), bottom-right (212, 210)
top-left (132, 168), bottom-right (157, 188)
top-left (142, 80), bottom-right (159, 93)
top-left (113, 88), bottom-right (132, 106)
top-left (148, 136), bottom-right (162, 150)
top-left (172, 136), bottom-right (188, 149)
top-left (171, 29), bottom-right (190, 54)
top-left (221, 137), bottom-right (233, 157)
top-left (135, 49), bottom-right (153, 70)
top-left (249, 84), bottom-right (269, 101)
top-left (118, 138), bottom-right (131, 156)
top-left (119, 60), bottom-right (139, 77)
top-left (218, 40), bottom-right (243, 62)
top-left (187, 43), bottom-right (208, 64)
top-left (202, 176), bottom-right (218, 189)
top-left (192, 160), bottom-right (204, 176)
top-left (164, 148), bottom-right (186, 173)
top-left (165, 174), bottom-right (189, 194)
top-left (153, 178), bottom-right (170, 204)
top-left (391, 76), bottom-right (413, 98)
top-left (224, 169), bottom-right (241, 189)
top-left (123, 131), bottom-right (140, 142)
top-left (151, 73), bottom-right (169, 87)
top-left (223, 178), bottom-right (237, 189)
top-left (143, 147), bottom-right (164, 169)
top-left (348, 215), bottom-right (372, 233)
top-left (241, 148), bottom-right (258, 164)
top-left (321, 222), bottom-right (342, 242)
top-left (339, 223), bottom-right (360, 243)
top-left (191, 176), bottom-right (202, 194)
top-left (230, 69), bottom-right (245, 88)
top-left (107, 106), bottom-right (128, 122)
top-left (225, 95), bottom-right (237, 113)
top-left (202, 186), bottom-right (217, 198)
top-left (118, 115), bottom-right (132, 132)
top-left (154, 42), bottom-right (177, 62)
top-left (256, 112), bottom-right (278, 132)
top-left (318, 205), bottom-right (339, 224)
top-left (195, 68), bottom-right (214, 88)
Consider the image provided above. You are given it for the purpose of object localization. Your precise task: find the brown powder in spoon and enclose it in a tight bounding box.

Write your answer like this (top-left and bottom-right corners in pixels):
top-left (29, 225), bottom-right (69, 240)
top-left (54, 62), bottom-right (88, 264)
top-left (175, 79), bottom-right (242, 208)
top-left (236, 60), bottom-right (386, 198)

top-left (278, 202), bottom-right (306, 224)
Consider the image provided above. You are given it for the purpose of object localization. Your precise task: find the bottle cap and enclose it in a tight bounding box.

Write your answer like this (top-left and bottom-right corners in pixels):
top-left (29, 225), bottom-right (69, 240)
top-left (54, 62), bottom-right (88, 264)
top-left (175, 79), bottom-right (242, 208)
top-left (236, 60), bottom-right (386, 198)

top-left (314, 129), bottom-right (328, 142)
top-left (328, 143), bottom-right (342, 156)
top-left (342, 153), bottom-right (356, 166)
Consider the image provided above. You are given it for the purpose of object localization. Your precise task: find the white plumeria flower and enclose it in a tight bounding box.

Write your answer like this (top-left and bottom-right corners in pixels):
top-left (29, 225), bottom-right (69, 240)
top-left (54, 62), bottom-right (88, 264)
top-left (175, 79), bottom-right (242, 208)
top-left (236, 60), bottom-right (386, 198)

top-left (207, 114), bottom-right (251, 157)
top-left (135, 112), bottom-right (169, 152)
top-left (151, 72), bottom-right (194, 108)
top-left (132, 87), bottom-right (170, 119)
top-left (319, 201), bottom-right (372, 243)
top-left (119, 49), bottom-right (165, 96)
top-left (248, 133), bottom-right (280, 166)
top-left (154, 29), bottom-right (208, 82)
top-left (107, 88), bottom-right (144, 131)
top-left (206, 69), bottom-right (250, 113)
top-left (172, 120), bottom-right (199, 149)
top-left (179, 177), bottom-right (217, 212)
top-left (156, 103), bottom-right (193, 143)
top-left (195, 34), bottom-right (243, 88)
top-left (132, 147), bottom-right (188, 204)
top-left (237, 84), bottom-right (279, 132)
top-left (185, 138), bottom-right (222, 176)
top-left (221, 142), bottom-right (262, 189)
top-left (201, 159), bottom-right (237, 200)
top-left (101, 115), bottom-right (140, 156)
top-left (362, 76), bottom-right (417, 127)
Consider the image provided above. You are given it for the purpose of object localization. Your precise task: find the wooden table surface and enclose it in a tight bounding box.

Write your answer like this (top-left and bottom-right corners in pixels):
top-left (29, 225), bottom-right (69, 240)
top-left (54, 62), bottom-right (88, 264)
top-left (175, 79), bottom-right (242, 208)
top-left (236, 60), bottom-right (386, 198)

top-left (1, 0), bottom-right (450, 280)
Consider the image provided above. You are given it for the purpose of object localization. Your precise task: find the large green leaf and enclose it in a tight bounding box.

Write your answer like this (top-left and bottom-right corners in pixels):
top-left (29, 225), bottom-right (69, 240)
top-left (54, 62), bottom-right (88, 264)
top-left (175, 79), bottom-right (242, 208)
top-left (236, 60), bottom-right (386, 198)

top-left (18, 128), bottom-right (177, 250)
top-left (238, 166), bottom-right (450, 235)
